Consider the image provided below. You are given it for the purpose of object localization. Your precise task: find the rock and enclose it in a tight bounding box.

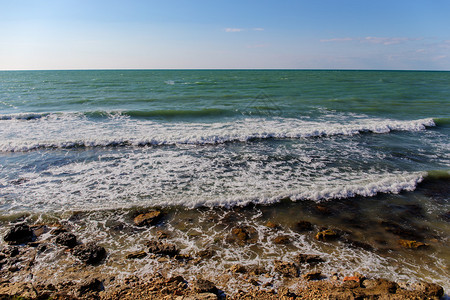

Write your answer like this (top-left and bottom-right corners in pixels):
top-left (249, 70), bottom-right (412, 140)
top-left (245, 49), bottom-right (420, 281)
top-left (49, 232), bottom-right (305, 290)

top-left (228, 226), bottom-right (257, 245)
top-left (273, 235), bottom-right (291, 245)
top-left (229, 264), bottom-right (247, 273)
top-left (77, 278), bottom-right (103, 296)
top-left (342, 238), bottom-right (374, 251)
top-left (231, 227), bottom-right (248, 241)
top-left (278, 287), bottom-right (296, 298)
top-left (197, 249), bottom-right (215, 259)
top-left (193, 293), bottom-right (218, 300)
top-left (49, 224), bottom-right (68, 235)
top-left (343, 276), bottom-right (361, 283)
top-left (413, 282), bottom-right (444, 298)
top-left (381, 221), bottom-right (423, 240)
top-left (315, 229), bottom-right (338, 241)
top-left (54, 232), bottom-right (78, 248)
top-left (147, 240), bottom-right (179, 257)
top-left (191, 279), bottom-right (218, 294)
top-left (157, 230), bottom-right (169, 239)
top-left (342, 280), bottom-right (360, 289)
top-left (315, 204), bottom-right (331, 215)
top-left (3, 223), bottom-right (34, 245)
top-left (125, 250), bottom-right (147, 259)
top-left (0, 282), bottom-right (37, 299)
top-left (303, 272), bottom-right (323, 281)
top-left (366, 278), bottom-right (398, 294)
top-left (133, 210), bottom-right (162, 226)
top-left (274, 261), bottom-right (299, 277)
top-left (295, 253), bottom-right (324, 265)
top-left (1, 246), bottom-right (20, 257)
top-left (30, 224), bottom-right (49, 237)
top-left (440, 211), bottom-right (450, 222)
top-left (398, 239), bottom-right (429, 249)
top-left (265, 221), bottom-right (278, 228)
top-left (295, 220), bottom-right (313, 232)
top-left (72, 242), bottom-right (106, 265)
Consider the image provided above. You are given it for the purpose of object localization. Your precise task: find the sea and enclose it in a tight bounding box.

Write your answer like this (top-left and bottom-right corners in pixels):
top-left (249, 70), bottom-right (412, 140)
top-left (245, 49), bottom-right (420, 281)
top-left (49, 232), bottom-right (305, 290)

top-left (0, 70), bottom-right (449, 291)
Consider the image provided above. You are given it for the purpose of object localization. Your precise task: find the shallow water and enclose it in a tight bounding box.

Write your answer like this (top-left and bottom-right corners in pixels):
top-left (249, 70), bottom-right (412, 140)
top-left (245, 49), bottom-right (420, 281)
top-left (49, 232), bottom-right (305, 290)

top-left (0, 70), bottom-right (449, 291)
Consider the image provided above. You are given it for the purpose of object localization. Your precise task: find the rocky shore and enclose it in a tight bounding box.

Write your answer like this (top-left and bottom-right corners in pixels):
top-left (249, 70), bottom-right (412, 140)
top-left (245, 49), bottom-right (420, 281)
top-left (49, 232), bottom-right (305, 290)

top-left (0, 209), bottom-right (446, 299)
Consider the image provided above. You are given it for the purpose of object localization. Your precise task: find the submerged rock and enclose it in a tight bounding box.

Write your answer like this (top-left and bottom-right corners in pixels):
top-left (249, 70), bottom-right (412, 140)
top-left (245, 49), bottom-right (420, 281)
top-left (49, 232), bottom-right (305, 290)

top-left (274, 261), bottom-right (299, 277)
top-left (54, 232), bottom-right (78, 248)
top-left (125, 250), bottom-right (147, 259)
top-left (3, 224), bottom-right (34, 245)
top-left (147, 240), bottom-right (179, 257)
top-left (295, 220), bottom-right (313, 232)
top-left (197, 249), bottom-right (215, 259)
top-left (30, 224), bottom-right (49, 237)
top-left (294, 253), bottom-right (324, 265)
top-left (265, 221), bottom-right (278, 229)
top-left (191, 279), bottom-right (218, 294)
top-left (133, 210), bottom-right (162, 226)
top-left (380, 221), bottom-right (423, 240)
top-left (227, 226), bottom-right (258, 245)
top-left (77, 278), bottom-right (104, 297)
top-left (273, 235), bottom-right (291, 245)
top-left (315, 229), bottom-right (338, 241)
top-left (398, 239), bottom-right (429, 249)
top-left (72, 242), bottom-right (106, 265)
top-left (229, 264), bottom-right (247, 273)
top-left (303, 271), bottom-right (323, 281)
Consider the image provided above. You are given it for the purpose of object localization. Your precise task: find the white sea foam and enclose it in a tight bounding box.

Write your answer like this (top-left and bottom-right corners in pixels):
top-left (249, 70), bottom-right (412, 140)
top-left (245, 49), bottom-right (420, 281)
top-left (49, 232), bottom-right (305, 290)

top-left (0, 112), bottom-right (436, 152)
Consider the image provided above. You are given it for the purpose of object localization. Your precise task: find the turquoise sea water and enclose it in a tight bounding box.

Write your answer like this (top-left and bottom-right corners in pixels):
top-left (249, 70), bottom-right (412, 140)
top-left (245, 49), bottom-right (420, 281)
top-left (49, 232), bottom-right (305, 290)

top-left (0, 70), bottom-right (449, 291)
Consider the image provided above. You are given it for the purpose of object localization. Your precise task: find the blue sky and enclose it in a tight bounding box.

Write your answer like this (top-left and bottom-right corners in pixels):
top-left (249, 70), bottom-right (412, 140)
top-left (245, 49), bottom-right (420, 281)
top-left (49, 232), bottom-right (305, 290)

top-left (1, 0), bottom-right (449, 70)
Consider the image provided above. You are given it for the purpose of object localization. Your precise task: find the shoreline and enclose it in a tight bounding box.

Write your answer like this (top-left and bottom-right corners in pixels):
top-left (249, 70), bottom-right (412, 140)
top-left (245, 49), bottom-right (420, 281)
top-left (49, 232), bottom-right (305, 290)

top-left (1, 208), bottom-right (447, 300)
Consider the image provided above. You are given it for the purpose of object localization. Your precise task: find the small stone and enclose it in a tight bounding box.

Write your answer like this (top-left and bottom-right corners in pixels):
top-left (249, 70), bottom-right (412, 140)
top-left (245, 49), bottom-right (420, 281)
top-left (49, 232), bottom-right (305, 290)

top-left (229, 264), bottom-right (247, 273)
top-left (295, 253), bottom-right (324, 265)
top-left (315, 204), bottom-right (331, 215)
top-left (147, 240), bottom-right (179, 257)
top-left (303, 272), bottom-right (322, 281)
top-left (77, 278), bottom-right (103, 296)
top-left (192, 279), bottom-right (218, 294)
top-left (194, 293), bottom-right (218, 300)
top-left (265, 221), bottom-right (278, 228)
top-left (133, 210), bottom-right (162, 226)
top-left (398, 239), bottom-right (429, 249)
top-left (125, 250), bottom-right (147, 259)
top-left (343, 276), bottom-right (361, 283)
top-left (72, 242), bottom-right (106, 265)
top-left (295, 220), bottom-right (313, 232)
top-left (3, 224), bottom-right (34, 245)
top-left (273, 235), bottom-right (291, 245)
top-left (157, 230), bottom-right (169, 239)
top-left (248, 278), bottom-right (259, 286)
top-left (231, 227), bottom-right (248, 241)
top-left (30, 224), bottom-right (49, 237)
top-left (274, 261), bottom-right (299, 277)
top-left (315, 229), bottom-right (338, 241)
top-left (54, 232), bottom-right (78, 248)
top-left (197, 249), bottom-right (215, 259)
top-left (228, 226), bottom-right (257, 245)
top-left (49, 224), bottom-right (68, 235)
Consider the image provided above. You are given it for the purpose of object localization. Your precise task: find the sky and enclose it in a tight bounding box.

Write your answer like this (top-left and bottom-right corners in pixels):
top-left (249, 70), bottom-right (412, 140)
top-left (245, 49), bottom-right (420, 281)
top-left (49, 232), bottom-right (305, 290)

top-left (1, 0), bottom-right (449, 70)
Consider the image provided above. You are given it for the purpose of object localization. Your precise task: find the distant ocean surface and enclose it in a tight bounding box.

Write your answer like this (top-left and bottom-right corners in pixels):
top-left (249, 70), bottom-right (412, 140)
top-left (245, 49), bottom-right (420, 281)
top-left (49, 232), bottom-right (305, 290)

top-left (0, 70), bottom-right (449, 290)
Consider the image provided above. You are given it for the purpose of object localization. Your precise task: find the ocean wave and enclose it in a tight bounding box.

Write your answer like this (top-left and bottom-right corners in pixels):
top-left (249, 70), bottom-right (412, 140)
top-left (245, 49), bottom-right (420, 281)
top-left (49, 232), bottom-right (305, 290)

top-left (0, 115), bottom-right (436, 152)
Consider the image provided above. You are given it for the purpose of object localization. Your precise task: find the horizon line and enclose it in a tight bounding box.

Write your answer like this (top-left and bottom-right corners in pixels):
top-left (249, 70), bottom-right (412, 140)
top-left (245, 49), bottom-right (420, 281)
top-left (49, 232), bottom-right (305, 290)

top-left (1, 68), bottom-right (449, 72)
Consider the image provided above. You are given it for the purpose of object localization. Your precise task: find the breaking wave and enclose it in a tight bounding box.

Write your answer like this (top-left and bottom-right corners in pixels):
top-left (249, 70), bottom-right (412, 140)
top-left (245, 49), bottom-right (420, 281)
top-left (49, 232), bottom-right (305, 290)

top-left (0, 112), bottom-right (436, 152)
